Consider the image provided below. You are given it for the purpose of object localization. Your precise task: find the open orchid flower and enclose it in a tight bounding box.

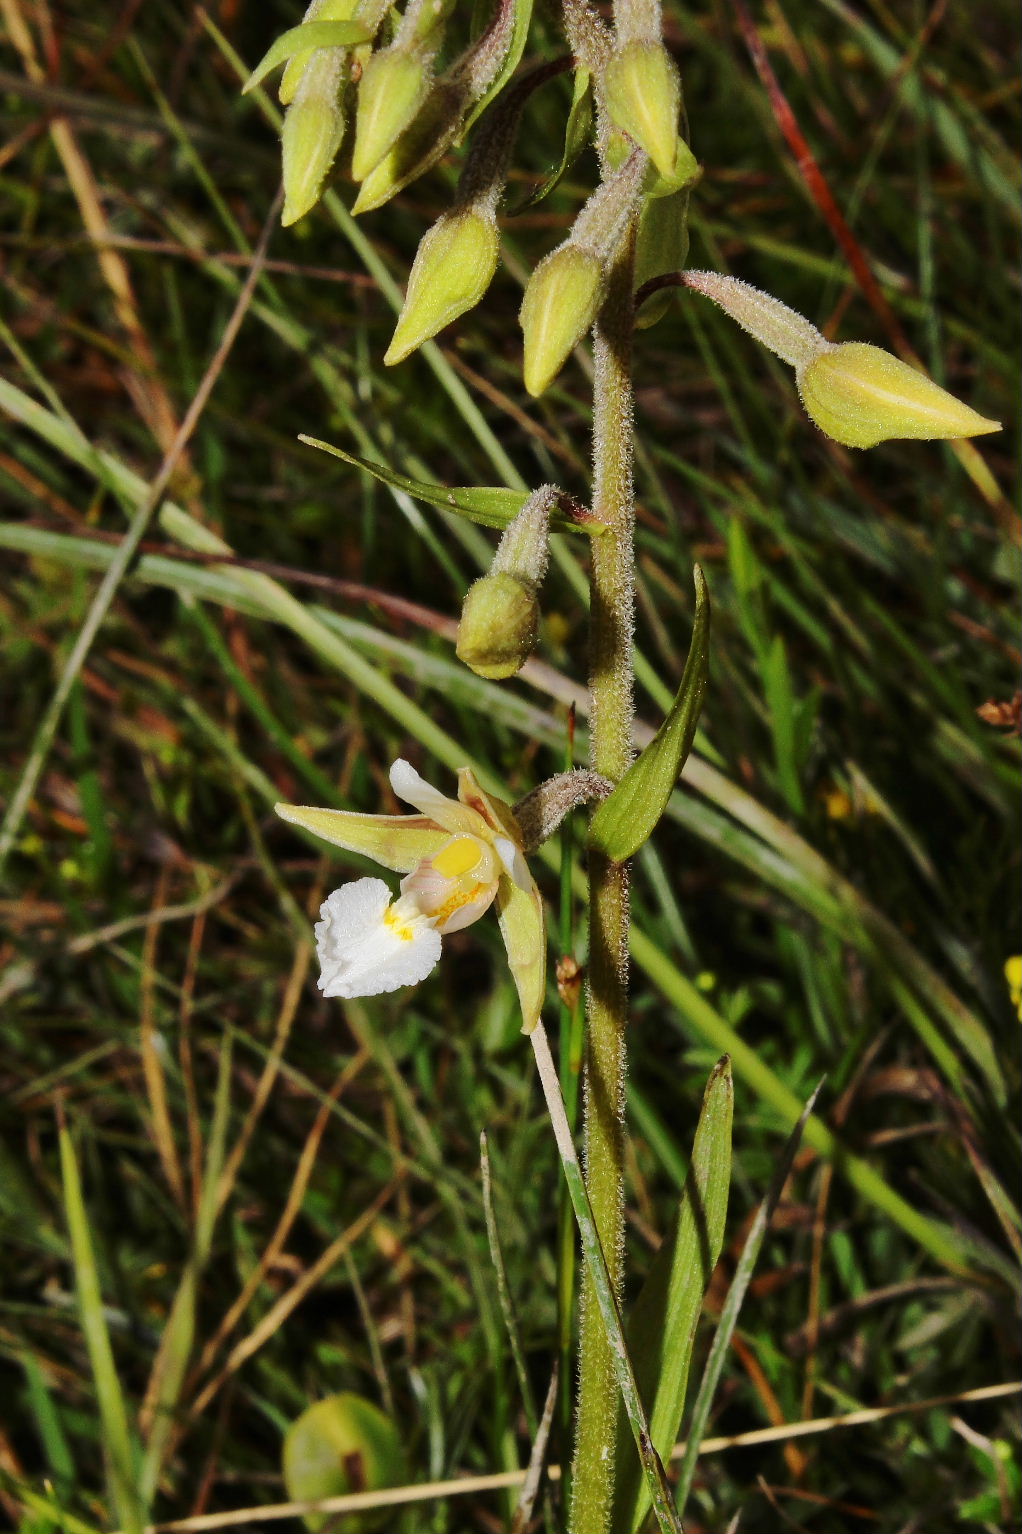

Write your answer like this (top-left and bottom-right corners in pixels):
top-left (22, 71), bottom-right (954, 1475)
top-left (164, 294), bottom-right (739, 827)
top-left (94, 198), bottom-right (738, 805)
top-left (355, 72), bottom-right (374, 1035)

top-left (275, 759), bottom-right (546, 1032)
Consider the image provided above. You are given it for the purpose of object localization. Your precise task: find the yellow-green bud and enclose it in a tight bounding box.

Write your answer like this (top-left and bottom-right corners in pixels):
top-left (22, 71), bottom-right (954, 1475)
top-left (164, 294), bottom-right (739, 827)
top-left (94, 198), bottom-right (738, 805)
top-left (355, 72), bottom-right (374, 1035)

top-left (281, 56), bottom-right (346, 226)
top-left (603, 40), bottom-right (682, 180)
top-left (283, 1393), bottom-right (406, 1533)
top-left (457, 573), bottom-right (540, 679)
top-left (798, 342), bottom-right (1001, 449)
top-left (352, 48), bottom-right (430, 181)
top-left (520, 246), bottom-right (605, 397)
top-left (684, 272), bottom-right (1001, 449)
top-left (386, 210), bottom-right (499, 364)
top-left (351, 81), bottom-right (464, 214)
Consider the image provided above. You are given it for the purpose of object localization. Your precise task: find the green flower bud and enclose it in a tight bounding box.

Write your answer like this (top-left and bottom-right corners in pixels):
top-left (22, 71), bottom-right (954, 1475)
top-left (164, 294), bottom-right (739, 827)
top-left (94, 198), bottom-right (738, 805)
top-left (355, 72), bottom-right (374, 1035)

top-left (457, 573), bottom-right (540, 679)
top-left (646, 137), bottom-right (700, 198)
top-left (520, 245), bottom-right (605, 398)
top-left (684, 272), bottom-right (1001, 449)
top-left (603, 40), bottom-right (681, 179)
top-left (351, 80), bottom-right (465, 214)
top-left (456, 486), bottom-right (555, 678)
top-left (798, 342), bottom-right (1001, 449)
top-left (386, 209), bottom-right (499, 364)
top-left (281, 53), bottom-right (346, 227)
top-left (352, 47), bottom-right (430, 182)
top-left (282, 1393), bottom-right (406, 1533)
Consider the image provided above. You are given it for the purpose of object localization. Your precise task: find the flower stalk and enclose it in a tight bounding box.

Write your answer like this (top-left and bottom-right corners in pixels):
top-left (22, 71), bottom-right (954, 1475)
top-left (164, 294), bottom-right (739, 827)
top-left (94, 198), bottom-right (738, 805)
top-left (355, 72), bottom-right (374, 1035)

top-left (570, 227), bottom-right (639, 1534)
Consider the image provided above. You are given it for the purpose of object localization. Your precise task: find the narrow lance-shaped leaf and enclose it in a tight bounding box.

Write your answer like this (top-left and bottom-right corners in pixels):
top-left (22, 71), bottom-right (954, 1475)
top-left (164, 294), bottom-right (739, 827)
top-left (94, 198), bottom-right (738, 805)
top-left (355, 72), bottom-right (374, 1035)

top-left (671, 1080), bottom-right (823, 1516)
top-left (611, 1056), bottom-right (734, 1534)
top-left (241, 20), bottom-right (373, 94)
top-left (589, 564), bottom-right (710, 861)
top-left (462, 0), bottom-right (535, 133)
top-left (509, 69), bottom-right (593, 213)
top-left (298, 435), bottom-right (604, 534)
top-left (59, 1120), bottom-right (145, 1534)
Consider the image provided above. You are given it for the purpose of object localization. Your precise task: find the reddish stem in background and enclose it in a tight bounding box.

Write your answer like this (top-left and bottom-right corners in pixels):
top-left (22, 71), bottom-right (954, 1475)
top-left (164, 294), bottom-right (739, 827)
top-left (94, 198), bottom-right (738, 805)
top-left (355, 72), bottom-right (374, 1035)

top-left (732, 0), bottom-right (913, 358)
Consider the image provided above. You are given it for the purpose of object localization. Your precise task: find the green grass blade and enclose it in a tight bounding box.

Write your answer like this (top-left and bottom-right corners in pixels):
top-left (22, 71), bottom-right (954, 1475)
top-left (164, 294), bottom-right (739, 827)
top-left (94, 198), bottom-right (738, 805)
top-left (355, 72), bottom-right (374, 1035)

top-left (58, 1118), bottom-right (145, 1533)
top-left (530, 1024), bottom-right (684, 1534)
top-left (672, 1081), bottom-right (823, 1516)
top-left (611, 1057), bottom-right (734, 1534)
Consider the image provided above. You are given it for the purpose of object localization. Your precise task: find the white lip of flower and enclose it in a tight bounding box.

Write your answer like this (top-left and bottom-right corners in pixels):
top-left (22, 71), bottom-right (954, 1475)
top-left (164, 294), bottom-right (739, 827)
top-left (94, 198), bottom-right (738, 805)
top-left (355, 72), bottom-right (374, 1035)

top-left (276, 759), bottom-right (545, 1031)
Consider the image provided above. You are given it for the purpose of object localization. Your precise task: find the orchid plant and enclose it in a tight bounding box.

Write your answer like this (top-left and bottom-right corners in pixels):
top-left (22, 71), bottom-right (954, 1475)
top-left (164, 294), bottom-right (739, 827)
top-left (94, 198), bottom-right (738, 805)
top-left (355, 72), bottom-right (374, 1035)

top-left (240, 1), bottom-right (1001, 1529)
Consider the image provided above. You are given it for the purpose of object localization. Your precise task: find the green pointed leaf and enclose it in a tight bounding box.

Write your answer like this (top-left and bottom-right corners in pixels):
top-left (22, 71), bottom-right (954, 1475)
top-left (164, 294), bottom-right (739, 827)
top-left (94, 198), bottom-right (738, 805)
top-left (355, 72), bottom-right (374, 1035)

top-left (611, 1056), bottom-right (734, 1534)
top-left (589, 565), bottom-right (710, 861)
top-left (463, 0), bottom-right (535, 133)
top-left (671, 1080), bottom-right (823, 1516)
top-left (299, 435), bottom-right (604, 534)
top-left (241, 21), bottom-right (372, 95)
top-left (59, 1122), bottom-right (145, 1534)
top-left (509, 69), bottom-right (593, 213)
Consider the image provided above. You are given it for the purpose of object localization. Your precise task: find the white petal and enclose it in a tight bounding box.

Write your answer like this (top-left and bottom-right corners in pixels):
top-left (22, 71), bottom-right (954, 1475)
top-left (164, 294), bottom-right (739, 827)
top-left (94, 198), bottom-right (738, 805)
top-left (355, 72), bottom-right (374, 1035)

top-left (315, 878), bottom-right (442, 998)
top-left (389, 758), bottom-right (454, 819)
top-left (389, 757), bottom-right (486, 837)
top-left (494, 835), bottom-right (532, 891)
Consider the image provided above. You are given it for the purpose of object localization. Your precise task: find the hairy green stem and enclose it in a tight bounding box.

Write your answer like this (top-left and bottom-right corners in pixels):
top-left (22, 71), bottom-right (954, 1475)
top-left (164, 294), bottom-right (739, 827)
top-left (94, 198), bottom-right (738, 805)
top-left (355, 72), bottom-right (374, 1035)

top-left (570, 235), bottom-right (637, 1534)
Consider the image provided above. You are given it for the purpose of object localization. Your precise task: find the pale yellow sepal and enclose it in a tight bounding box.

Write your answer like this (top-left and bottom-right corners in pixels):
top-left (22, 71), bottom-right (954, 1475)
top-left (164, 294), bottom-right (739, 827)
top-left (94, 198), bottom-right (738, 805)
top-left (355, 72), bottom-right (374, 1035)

top-left (385, 210), bottom-right (499, 364)
top-left (274, 803), bottom-right (448, 872)
top-left (798, 342), bottom-right (1001, 449)
top-left (603, 40), bottom-right (681, 180)
top-left (351, 82), bottom-right (463, 214)
top-left (520, 246), bottom-right (605, 397)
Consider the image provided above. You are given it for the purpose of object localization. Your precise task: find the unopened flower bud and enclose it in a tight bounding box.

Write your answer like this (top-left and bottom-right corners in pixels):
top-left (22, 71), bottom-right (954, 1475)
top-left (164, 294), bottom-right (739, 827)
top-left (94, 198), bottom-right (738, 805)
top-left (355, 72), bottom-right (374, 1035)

top-left (281, 53), bottom-right (346, 226)
top-left (798, 342), bottom-right (1001, 449)
top-left (603, 40), bottom-right (682, 179)
top-left (352, 47), bottom-right (430, 181)
top-left (283, 1392), bottom-right (406, 1527)
top-left (520, 246), bottom-right (605, 397)
top-left (457, 574), bottom-right (539, 679)
top-left (456, 487), bottom-right (555, 678)
top-left (684, 271), bottom-right (1001, 449)
top-left (386, 209), bottom-right (499, 364)
top-left (352, 80), bottom-right (465, 213)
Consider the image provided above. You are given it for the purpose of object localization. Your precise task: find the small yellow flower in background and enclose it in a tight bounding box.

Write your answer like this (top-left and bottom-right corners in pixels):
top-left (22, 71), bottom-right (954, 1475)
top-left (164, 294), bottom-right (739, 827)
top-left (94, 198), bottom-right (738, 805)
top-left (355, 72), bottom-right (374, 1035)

top-left (276, 759), bottom-right (545, 1031)
top-left (1005, 956), bottom-right (1022, 1020)
top-left (821, 786), bottom-right (854, 821)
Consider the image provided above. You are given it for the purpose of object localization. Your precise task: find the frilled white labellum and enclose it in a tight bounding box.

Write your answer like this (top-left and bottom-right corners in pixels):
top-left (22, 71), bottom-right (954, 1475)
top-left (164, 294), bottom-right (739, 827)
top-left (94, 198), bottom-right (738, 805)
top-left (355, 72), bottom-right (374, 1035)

top-left (316, 879), bottom-right (441, 997)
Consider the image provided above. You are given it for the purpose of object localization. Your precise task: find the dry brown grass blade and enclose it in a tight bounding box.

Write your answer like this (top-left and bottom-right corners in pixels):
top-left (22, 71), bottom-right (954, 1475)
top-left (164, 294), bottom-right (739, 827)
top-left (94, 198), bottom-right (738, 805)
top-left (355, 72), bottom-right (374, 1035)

top-left (1, 0), bottom-right (183, 459)
top-left (110, 1383), bottom-right (1021, 1533)
top-left (190, 1047), bottom-right (371, 1386)
top-left (188, 1176), bottom-right (403, 1417)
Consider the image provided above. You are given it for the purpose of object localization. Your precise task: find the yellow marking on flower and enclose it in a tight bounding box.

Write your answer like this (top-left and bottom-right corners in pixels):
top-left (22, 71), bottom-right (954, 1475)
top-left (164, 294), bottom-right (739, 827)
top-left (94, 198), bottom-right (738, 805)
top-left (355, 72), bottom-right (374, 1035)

top-left (432, 835), bottom-right (484, 879)
top-left (433, 882), bottom-right (489, 928)
top-left (383, 905), bottom-right (420, 942)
